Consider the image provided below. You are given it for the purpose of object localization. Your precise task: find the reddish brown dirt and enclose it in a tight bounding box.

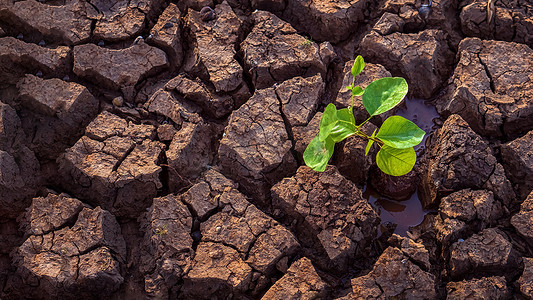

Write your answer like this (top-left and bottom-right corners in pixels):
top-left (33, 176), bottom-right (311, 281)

top-left (0, 0), bottom-right (532, 299)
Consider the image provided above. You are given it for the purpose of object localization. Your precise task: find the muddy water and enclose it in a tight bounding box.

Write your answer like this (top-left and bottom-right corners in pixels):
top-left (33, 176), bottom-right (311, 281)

top-left (365, 98), bottom-right (440, 236)
top-left (395, 98), bottom-right (440, 153)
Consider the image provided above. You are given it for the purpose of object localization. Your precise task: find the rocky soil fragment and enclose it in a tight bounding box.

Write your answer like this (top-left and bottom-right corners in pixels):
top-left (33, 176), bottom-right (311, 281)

top-left (420, 114), bottom-right (515, 208)
top-left (10, 194), bottom-right (126, 299)
top-left (0, 0), bottom-right (91, 45)
top-left (437, 38), bottom-right (533, 138)
top-left (73, 41), bottom-right (168, 99)
top-left (339, 246), bottom-right (436, 299)
top-left (460, 0), bottom-right (533, 47)
top-left (335, 61), bottom-right (392, 123)
top-left (271, 166), bottom-right (379, 272)
top-left (501, 130), bottom-right (533, 200)
top-left (241, 10), bottom-right (328, 89)
top-left (446, 276), bottom-right (510, 299)
top-left (261, 257), bottom-right (327, 299)
top-left (57, 111), bottom-right (163, 217)
top-left (435, 189), bottom-right (503, 247)
top-left (278, 0), bottom-right (371, 43)
top-left (360, 27), bottom-right (454, 99)
top-left (91, 0), bottom-right (165, 42)
top-left (449, 228), bottom-right (521, 279)
top-left (144, 87), bottom-right (216, 190)
top-left (17, 75), bottom-right (98, 159)
top-left (511, 191), bottom-right (533, 247)
top-left (164, 74), bottom-right (241, 119)
top-left (148, 3), bottom-right (183, 68)
top-left (0, 101), bottom-right (40, 218)
top-left (218, 87), bottom-right (296, 204)
top-left (293, 112), bottom-right (321, 160)
top-left (140, 170), bottom-right (299, 298)
top-left (185, 1), bottom-right (245, 93)
top-left (518, 257), bottom-right (533, 298)
top-left (275, 75), bottom-right (323, 129)
top-left (0, 37), bottom-right (70, 85)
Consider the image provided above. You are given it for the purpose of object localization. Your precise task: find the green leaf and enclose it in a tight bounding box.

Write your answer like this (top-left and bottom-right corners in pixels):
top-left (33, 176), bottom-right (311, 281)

top-left (318, 104), bottom-right (337, 141)
top-left (376, 145), bottom-right (416, 176)
top-left (319, 104), bottom-right (356, 143)
top-left (304, 136), bottom-right (335, 172)
top-left (352, 86), bottom-right (364, 96)
top-left (365, 129), bottom-right (377, 156)
top-left (376, 116), bottom-right (425, 149)
top-left (362, 77), bottom-right (408, 116)
top-left (351, 55), bottom-right (365, 77)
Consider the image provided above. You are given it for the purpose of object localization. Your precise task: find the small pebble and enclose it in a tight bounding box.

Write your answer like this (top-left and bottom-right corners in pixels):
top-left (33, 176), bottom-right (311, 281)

top-left (97, 40), bottom-right (105, 46)
top-left (191, 231), bottom-right (202, 241)
top-left (215, 226), bottom-right (221, 233)
top-left (419, 5), bottom-right (431, 19)
top-left (63, 75), bottom-right (70, 81)
top-left (16, 33), bottom-right (23, 40)
top-left (133, 36), bottom-right (144, 45)
top-left (112, 96), bottom-right (124, 107)
top-left (36, 71), bottom-right (43, 77)
top-left (200, 6), bottom-right (216, 22)
top-left (458, 238), bottom-right (465, 242)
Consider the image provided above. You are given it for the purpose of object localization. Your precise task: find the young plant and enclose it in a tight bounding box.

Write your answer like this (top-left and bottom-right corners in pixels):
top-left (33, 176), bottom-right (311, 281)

top-left (303, 55), bottom-right (425, 176)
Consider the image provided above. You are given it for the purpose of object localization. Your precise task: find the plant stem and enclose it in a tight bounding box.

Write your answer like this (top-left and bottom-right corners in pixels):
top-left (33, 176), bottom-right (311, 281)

top-left (355, 128), bottom-right (383, 146)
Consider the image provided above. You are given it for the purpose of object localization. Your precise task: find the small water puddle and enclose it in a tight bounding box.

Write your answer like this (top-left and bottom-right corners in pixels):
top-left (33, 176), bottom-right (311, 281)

top-left (365, 98), bottom-right (441, 236)
top-left (363, 186), bottom-right (431, 236)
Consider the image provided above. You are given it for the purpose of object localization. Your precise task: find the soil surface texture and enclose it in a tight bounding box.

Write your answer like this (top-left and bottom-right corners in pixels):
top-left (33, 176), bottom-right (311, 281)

top-left (0, 0), bottom-right (531, 299)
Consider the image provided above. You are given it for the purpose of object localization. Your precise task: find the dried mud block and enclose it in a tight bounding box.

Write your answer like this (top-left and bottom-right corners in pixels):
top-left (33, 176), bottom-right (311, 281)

top-left (436, 38), bottom-right (533, 138)
top-left (0, 37), bottom-right (70, 85)
top-left (165, 74), bottom-right (237, 119)
top-left (449, 228), bottom-right (522, 279)
top-left (19, 193), bottom-right (84, 236)
top-left (511, 191), bottom-right (533, 247)
top-left (434, 189), bottom-right (503, 248)
top-left (140, 194), bottom-right (194, 299)
top-left (57, 111), bottom-right (163, 217)
top-left (145, 88), bottom-right (202, 127)
top-left (241, 11), bottom-right (327, 89)
top-left (420, 115), bottom-right (515, 208)
top-left (276, 75), bottom-right (324, 128)
top-left (446, 276), bottom-right (510, 300)
top-left (339, 247), bottom-right (436, 299)
top-left (333, 122), bottom-right (377, 187)
top-left (11, 198), bottom-right (126, 300)
top-left (0, 102), bottom-right (40, 218)
top-left (91, 0), bottom-right (166, 42)
top-left (0, 0), bottom-right (91, 45)
top-left (279, 0), bottom-right (371, 43)
top-left (148, 3), bottom-right (183, 67)
top-left (460, 0), bottom-right (533, 47)
top-left (261, 257), bottom-right (327, 300)
top-left (335, 61), bottom-right (392, 124)
top-left (218, 87), bottom-right (297, 205)
top-left (140, 170), bottom-right (299, 298)
top-left (380, 0), bottom-right (463, 47)
top-left (360, 29), bottom-right (454, 99)
top-left (501, 130), bottom-right (533, 200)
top-left (388, 234), bottom-right (431, 270)
top-left (167, 121), bottom-right (215, 191)
top-left (271, 166), bottom-right (379, 272)
top-left (518, 258), bottom-right (533, 299)
top-left (17, 74), bottom-right (98, 159)
top-left (73, 41), bottom-right (168, 97)
top-left (185, 1), bottom-right (245, 93)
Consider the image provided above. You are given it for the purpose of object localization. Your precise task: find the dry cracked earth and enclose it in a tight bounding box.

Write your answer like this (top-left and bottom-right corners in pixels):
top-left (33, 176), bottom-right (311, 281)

top-left (0, 0), bottom-right (532, 299)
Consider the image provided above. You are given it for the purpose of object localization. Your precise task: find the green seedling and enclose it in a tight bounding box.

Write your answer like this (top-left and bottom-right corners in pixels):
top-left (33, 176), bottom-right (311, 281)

top-left (154, 225), bottom-right (168, 236)
top-left (301, 37), bottom-right (313, 48)
top-left (304, 55), bottom-right (425, 176)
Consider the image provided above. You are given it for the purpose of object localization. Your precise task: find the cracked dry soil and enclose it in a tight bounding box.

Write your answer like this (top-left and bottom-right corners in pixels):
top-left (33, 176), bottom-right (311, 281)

top-left (0, 0), bottom-right (532, 299)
